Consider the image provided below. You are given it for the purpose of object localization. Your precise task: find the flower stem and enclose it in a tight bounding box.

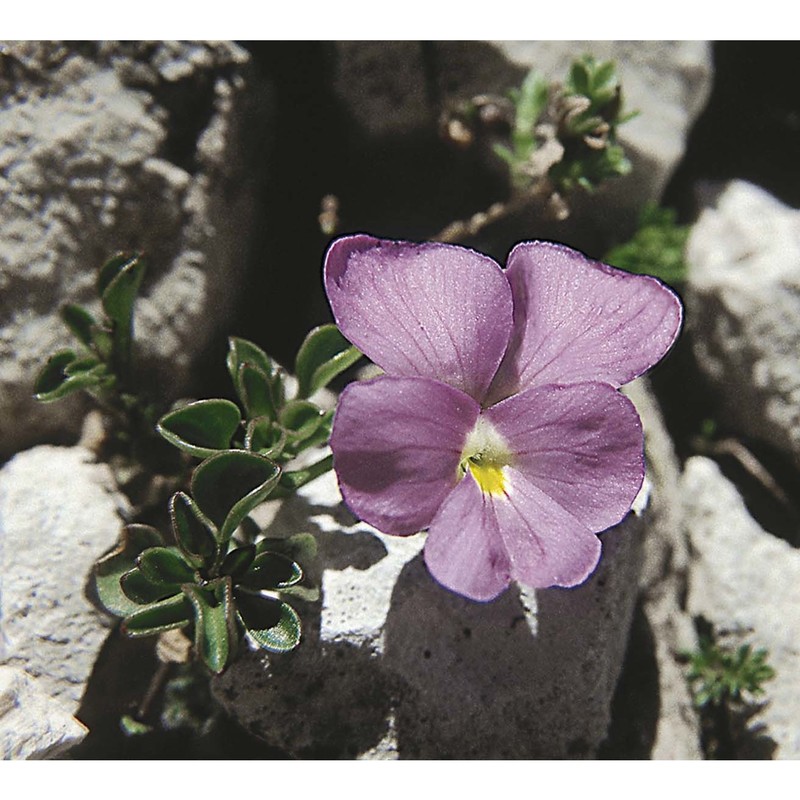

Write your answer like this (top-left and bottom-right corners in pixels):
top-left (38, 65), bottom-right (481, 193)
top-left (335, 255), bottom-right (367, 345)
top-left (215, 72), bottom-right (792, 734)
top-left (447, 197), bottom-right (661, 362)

top-left (272, 454), bottom-right (334, 498)
top-left (135, 661), bottom-right (172, 724)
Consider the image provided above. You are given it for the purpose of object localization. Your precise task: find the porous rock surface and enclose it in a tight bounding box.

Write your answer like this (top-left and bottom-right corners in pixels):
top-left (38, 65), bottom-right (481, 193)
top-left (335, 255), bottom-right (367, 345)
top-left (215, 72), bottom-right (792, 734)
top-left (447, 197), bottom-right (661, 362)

top-left (686, 180), bottom-right (800, 470)
top-left (213, 467), bottom-right (648, 759)
top-left (0, 444), bottom-right (129, 755)
top-left (332, 41), bottom-right (712, 246)
top-left (0, 41), bottom-right (264, 459)
top-left (0, 666), bottom-right (88, 759)
top-left (683, 456), bottom-right (800, 759)
top-left (624, 379), bottom-right (702, 759)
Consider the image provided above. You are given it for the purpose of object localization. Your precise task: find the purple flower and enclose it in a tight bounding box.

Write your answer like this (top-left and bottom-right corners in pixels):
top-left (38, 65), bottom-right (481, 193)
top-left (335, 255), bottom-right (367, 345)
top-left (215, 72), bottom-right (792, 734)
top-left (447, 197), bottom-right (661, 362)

top-left (325, 235), bottom-right (682, 601)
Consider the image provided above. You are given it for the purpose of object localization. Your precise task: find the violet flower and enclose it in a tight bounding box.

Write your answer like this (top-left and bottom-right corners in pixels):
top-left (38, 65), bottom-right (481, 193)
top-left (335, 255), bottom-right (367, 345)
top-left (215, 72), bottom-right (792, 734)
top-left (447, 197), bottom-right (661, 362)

top-left (325, 235), bottom-right (682, 601)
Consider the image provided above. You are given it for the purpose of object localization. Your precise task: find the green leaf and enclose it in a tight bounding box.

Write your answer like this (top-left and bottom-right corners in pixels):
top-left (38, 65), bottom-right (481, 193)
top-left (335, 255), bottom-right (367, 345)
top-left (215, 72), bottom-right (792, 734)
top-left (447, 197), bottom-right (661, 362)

top-left (237, 592), bottom-right (302, 653)
top-left (99, 252), bottom-right (146, 380)
top-left (93, 524), bottom-right (165, 617)
top-left (244, 417), bottom-right (287, 458)
top-left (61, 304), bottom-right (97, 348)
top-left (593, 59), bottom-right (618, 95)
top-left (98, 253), bottom-right (146, 328)
top-left (255, 532), bottom-right (318, 564)
top-left (64, 354), bottom-right (102, 375)
top-left (97, 253), bottom-right (136, 297)
top-left (34, 350), bottom-right (76, 398)
top-left (227, 337), bottom-right (286, 413)
top-left (170, 492), bottom-right (218, 566)
top-left (183, 579), bottom-right (236, 674)
top-left (295, 324), bottom-right (362, 398)
top-left (279, 400), bottom-right (324, 443)
top-left (91, 326), bottom-right (114, 361)
top-left (220, 544), bottom-right (256, 579)
top-left (567, 57), bottom-right (591, 97)
top-left (514, 68), bottom-right (548, 143)
top-left (604, 204), bottom-right (689, 284)
top-left (157, 399), bottom-right (242, 458)
top-left (492, 142), bottom-right (517, 167)
top-left (33, 350), bottom-right (108, 401)
top-left (240, 551), bottom-right (302, 590)
top-left (137, 547), bottom-right (197, 586)
top-left (280, 584), bottom-right (320, 603)
top-left (291, 408), bottom-right (334, 452)
top-left (238, 363), bottom-right (276, 420)
top-left (191, 450), bottom-right (281, 542)
top-left (120, 565), bottom-right (177, 605)
top-left (122, 592), bottom-right (192, 637)
top-left (226, 336), bottom-right (273, 382)
top-left (277, 454), bottom-right (333, 494)
top-left (120, 715), bottom-right (153, 736)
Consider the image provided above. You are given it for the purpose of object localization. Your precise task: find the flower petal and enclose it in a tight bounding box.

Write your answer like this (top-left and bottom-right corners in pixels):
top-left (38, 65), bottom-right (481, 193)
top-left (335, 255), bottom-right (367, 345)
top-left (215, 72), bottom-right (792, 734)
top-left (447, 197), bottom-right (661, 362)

top-left (424, 474), bottom-right (512, 602)
top-left (324, 234), bottom-right (513, 401)
top-left (487, 241), bottom-right (683, 401)
top-left (330, 375), bottom-right (480, 536)
top-left (493, 468), bottom-right (603, 588)
top-left (484, 381), bottom-right (644, 532)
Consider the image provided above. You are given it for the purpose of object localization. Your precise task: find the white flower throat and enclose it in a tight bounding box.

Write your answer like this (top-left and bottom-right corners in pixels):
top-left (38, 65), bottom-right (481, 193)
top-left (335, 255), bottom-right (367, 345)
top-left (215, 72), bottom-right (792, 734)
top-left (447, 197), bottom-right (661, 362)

top-left (459, 416), bottom-right (513, 496)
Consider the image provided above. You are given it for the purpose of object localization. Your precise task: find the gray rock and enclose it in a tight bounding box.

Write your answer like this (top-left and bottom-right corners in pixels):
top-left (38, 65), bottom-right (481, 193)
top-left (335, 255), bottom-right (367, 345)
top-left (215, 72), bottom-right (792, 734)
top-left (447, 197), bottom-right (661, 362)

top-left (624, 378), bottom-right (702, 759)
top-left (0, 666), bottom-right (87, 759)
top-left (686, 180), bottom-right (800, 470)
top-left (213, 468), bottom-right (648, 759)
top-left (0, 41), bottom-right (264, 459)
top-left (0, 446), bottom-right (128, 712)
top-left (496, 41), bottom-right (712, 225)
top-left (683, 456), bottom-right (800, 759)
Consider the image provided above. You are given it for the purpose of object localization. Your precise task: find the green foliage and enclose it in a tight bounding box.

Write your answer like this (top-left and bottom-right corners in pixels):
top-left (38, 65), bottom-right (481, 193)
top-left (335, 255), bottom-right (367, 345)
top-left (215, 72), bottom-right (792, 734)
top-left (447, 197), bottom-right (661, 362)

top-left (605, 204), bottom-right (690, 284)
top-left (95, 347), bottom-right (326, 671)
top-left (685, 637), bottom-right (776, 709)
top-left (295, 324), bottom-right (362, 399)
top-left (494, 54), bottom-right (634, 196)
top-left (38, 251), bottom-right (347, 679)
top-left (34, 253), bottom-right (146, 404)
top-left (157, 334), bottom-right (351, 492)
top-left (500, 69), bottom-right (549, 171)
top-left (94, 467), bottom-right (317, 672)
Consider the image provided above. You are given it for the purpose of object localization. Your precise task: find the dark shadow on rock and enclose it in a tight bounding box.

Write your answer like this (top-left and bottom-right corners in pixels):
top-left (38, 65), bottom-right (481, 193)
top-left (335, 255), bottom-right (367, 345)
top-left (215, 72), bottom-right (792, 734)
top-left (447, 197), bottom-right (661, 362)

top-left (259, 488), bottom-right (389, 575)
top-left (72, 627), bottom-right (285, 759)
top-left (598, 601), bottom-right (660, 758)
top-left (383, 515), bottom-right (643, 759)
top-left (384, 553), bottom-right (547, 759)
top-left (213, 592), bottom-right (395, 759)
top-left (731, 702), bottom-right (779, 760)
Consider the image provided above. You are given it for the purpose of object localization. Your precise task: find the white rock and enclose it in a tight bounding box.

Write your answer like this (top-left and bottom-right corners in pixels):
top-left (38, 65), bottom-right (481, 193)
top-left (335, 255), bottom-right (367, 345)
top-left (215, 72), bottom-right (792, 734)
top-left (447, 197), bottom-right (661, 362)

top-left (0, 41), bottom-right (262, 459)
top-left (686, 180), bottom-right (800, 469)
top-left (214, 467), bottom-right (647, 758)
top-left (683, 456), bottom-right (800, 758)
top-left (0, 666), bottom-right (87, 759)
top-left (0, 446), bottom-right (129, 713)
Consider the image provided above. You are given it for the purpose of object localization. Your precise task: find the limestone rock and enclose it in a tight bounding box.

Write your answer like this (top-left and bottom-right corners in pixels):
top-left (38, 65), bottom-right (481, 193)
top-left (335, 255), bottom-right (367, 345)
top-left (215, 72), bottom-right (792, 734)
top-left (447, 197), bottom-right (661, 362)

top-left (0, 446), bottom-right (129, 712)
top-left (213, 468), bottom-right (648, 759)
top-left (686, 180), bottom-right (800, 470)
top-left (0, 666), bottom-right (87, 759)
top-left (0, 41), bottom-right (264, 459)
top-left (683, 456), bottom-right (800, 758)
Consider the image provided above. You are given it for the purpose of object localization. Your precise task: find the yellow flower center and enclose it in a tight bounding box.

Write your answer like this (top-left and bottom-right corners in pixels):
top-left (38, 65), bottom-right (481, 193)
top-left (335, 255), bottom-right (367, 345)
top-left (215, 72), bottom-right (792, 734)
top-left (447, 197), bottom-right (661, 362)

top-left (460, 417), bottom-right (513, 497)
top-left (467, 455), bottom-right (507, 495)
